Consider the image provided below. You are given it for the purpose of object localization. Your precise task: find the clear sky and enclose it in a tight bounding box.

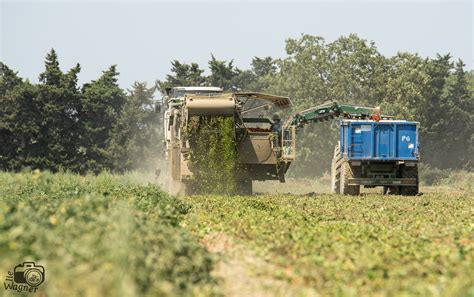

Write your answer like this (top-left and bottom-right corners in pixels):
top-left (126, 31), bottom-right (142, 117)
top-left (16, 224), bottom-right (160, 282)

top-left (1, 0), bottom-right (472, 89)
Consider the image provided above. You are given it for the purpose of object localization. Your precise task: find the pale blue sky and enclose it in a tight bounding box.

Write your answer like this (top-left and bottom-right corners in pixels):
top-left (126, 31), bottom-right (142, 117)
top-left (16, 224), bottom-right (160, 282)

top-left (1, 1), bottom-right (472, 88)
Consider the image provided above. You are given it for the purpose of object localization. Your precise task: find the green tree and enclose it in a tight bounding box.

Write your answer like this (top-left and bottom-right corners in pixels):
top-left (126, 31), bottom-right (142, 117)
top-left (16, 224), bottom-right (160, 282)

top-left (156, 60), bottom-right (205, 92)
top-left (382, 52), bottom-right (430, 120)
top-left (0, 63), bottom-right (40, 170)
top-left (0, 62), bottom-right (22, 95)
top-left (417, 54), bottom-right (453, 169)
top-left (79, 65), bottom-right (126, 172)
top-left (441, 59), bottom-right (473, 168)
top-left (207, 54), bottom-right (241, 90)
top-left (35, 49), bottom-right (82, 171)
top-left (251, 56), bottom-right (277, 77)
top-left (326, 34), bottom-right (387, 106)
top-left (108, 82), bottom-right (160, 171)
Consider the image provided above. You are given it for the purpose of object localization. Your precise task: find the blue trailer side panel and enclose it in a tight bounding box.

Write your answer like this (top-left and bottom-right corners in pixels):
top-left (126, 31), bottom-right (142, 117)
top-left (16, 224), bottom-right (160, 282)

top-left (340, 120), bottom-right (418, 161)
top-left (396, 123), bottom-right (418, 159)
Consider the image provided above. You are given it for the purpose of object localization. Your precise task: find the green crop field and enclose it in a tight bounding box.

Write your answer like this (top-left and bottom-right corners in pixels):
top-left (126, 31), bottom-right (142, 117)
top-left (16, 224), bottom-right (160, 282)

top-left (0, 171), bottom-right (218, 297)
top-left (1, 171), bottom-right (473, 296)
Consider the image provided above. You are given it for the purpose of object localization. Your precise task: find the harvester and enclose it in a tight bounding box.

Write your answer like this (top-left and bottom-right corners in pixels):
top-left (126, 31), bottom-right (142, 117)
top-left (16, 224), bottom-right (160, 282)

top-left (162, 86), bottom-right (292, 194)
top-left (161, 87), bottom-right (419, 195)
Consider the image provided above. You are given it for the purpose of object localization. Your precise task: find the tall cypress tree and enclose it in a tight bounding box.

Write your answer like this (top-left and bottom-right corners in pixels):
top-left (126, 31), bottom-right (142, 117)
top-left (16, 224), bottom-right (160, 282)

top-left (418, 54), bottom-right (453, 169)
top-left (79, 65), bottom-right (126, 172)
top-left (443, 59), bottom-right (473, 168)
top-left (36, 49), bottom-right (82, 171)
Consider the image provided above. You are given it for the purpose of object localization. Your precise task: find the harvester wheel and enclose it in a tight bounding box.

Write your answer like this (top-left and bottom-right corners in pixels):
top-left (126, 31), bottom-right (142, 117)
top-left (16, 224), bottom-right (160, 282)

top-left (168, 179), bottom-right (181, 196)
top-left (168, 179), bottom-right (192, 196)
top-left (331, 143), bottom-right (341, 194)
top-left (237, 178), bottom-right (253, 195)
top-left (340, 161), bottom-right (360, 196)
top-left (400, 165), bottom-right (419, 196)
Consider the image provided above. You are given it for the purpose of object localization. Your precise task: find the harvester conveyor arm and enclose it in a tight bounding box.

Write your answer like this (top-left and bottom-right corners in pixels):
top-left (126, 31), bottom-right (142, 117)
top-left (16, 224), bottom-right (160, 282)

top-left (285, 101), bottom-right (384, 129)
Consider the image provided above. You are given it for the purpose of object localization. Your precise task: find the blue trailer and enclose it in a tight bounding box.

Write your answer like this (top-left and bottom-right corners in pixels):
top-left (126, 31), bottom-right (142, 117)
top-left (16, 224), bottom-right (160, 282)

top-left (284, 101), bottom-right (421, 195)
top-left (331, 120), bottom-right (420, 195)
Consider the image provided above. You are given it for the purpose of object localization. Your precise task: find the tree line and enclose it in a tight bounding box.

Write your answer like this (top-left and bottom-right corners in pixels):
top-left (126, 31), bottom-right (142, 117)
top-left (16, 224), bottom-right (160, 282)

top-left (1, 34), bottom-right (473, 175)
top-left (0, 50), bottom-right (160, 173)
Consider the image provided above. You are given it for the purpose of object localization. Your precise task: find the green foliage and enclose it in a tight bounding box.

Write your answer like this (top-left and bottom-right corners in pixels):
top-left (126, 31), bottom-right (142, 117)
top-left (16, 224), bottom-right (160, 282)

top-left (79, 65), bottom-right (127, 172)
top-left (0, 63), bottom-right (40, 170)
top-left (184, 190), bottom-right (474, 296)
top-left (107, 82), bottom-right (161, 172)
top-left (157, 60), bottom-right (206, 92)
top-left (1, 50), bottom-right (83, 172)
top-left (157, 55), bottom-right (274, 92)
top-left (438, 170), bottom-right (474, 191)
top-left (0, 171), bottom-right (218, 296)
top-left (263, 34), bottom-right (473, 175)
top-left (419, 163), bottom-right (474, 190)
top-left (207, 55), bottom-right (240, 91)
top-left (251, 56), bottom-right (277, 77)
top-left (187, 116), bottom-right (237, 194)
top-left (418, 163), bottom-right (451, 185)
top-left (0, 50), bottom-right (160, 173)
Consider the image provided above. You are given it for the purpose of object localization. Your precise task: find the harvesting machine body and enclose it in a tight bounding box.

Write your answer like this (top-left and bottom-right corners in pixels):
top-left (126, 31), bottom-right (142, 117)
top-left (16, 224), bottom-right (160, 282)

top-left (162, 87), bottom-right (292, 195)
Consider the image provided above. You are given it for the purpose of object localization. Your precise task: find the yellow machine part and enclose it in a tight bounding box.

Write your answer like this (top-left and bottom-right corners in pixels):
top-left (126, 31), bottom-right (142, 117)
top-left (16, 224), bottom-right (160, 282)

top-left (185, 97), bottom-right (236, 116)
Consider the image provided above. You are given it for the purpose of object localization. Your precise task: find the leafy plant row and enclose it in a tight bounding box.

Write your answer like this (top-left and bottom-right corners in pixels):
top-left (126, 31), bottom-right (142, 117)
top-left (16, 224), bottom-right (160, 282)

top-left (0, 171), bottom-right (218, 297)
top-left (184, 192), bottom-right (474, 296)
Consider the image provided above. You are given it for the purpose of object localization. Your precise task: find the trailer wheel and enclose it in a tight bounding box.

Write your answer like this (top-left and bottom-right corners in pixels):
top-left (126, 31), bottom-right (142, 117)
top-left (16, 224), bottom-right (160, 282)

top-left (400, 165), bottom-right (419, 196)
top-left (331, 143), bottom-right (341, 194)
top-left (387, 186), bottom-right (400, 195)
top-left (340, 161), bottom-right (360, 195)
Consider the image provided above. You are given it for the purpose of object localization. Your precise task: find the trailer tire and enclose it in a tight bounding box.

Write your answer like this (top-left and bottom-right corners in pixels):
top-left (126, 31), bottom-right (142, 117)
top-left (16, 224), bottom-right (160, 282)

top-left (331, 143), bottom-right (341, 194)
top-left (340, 161), bottom-right (360, 195)
top-left (400, 165), bottom-right (419, 196)
top-left (388, 186), bottom-right (400, 195)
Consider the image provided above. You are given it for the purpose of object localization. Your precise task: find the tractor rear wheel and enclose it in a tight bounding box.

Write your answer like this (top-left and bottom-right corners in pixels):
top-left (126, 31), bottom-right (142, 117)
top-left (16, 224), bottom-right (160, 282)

top-left (331, 143), bottom-right (341, 194)
top-left (340, 161), bottom-right (360, 195)
top-left (400, 165), bottom-right (419, 196)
